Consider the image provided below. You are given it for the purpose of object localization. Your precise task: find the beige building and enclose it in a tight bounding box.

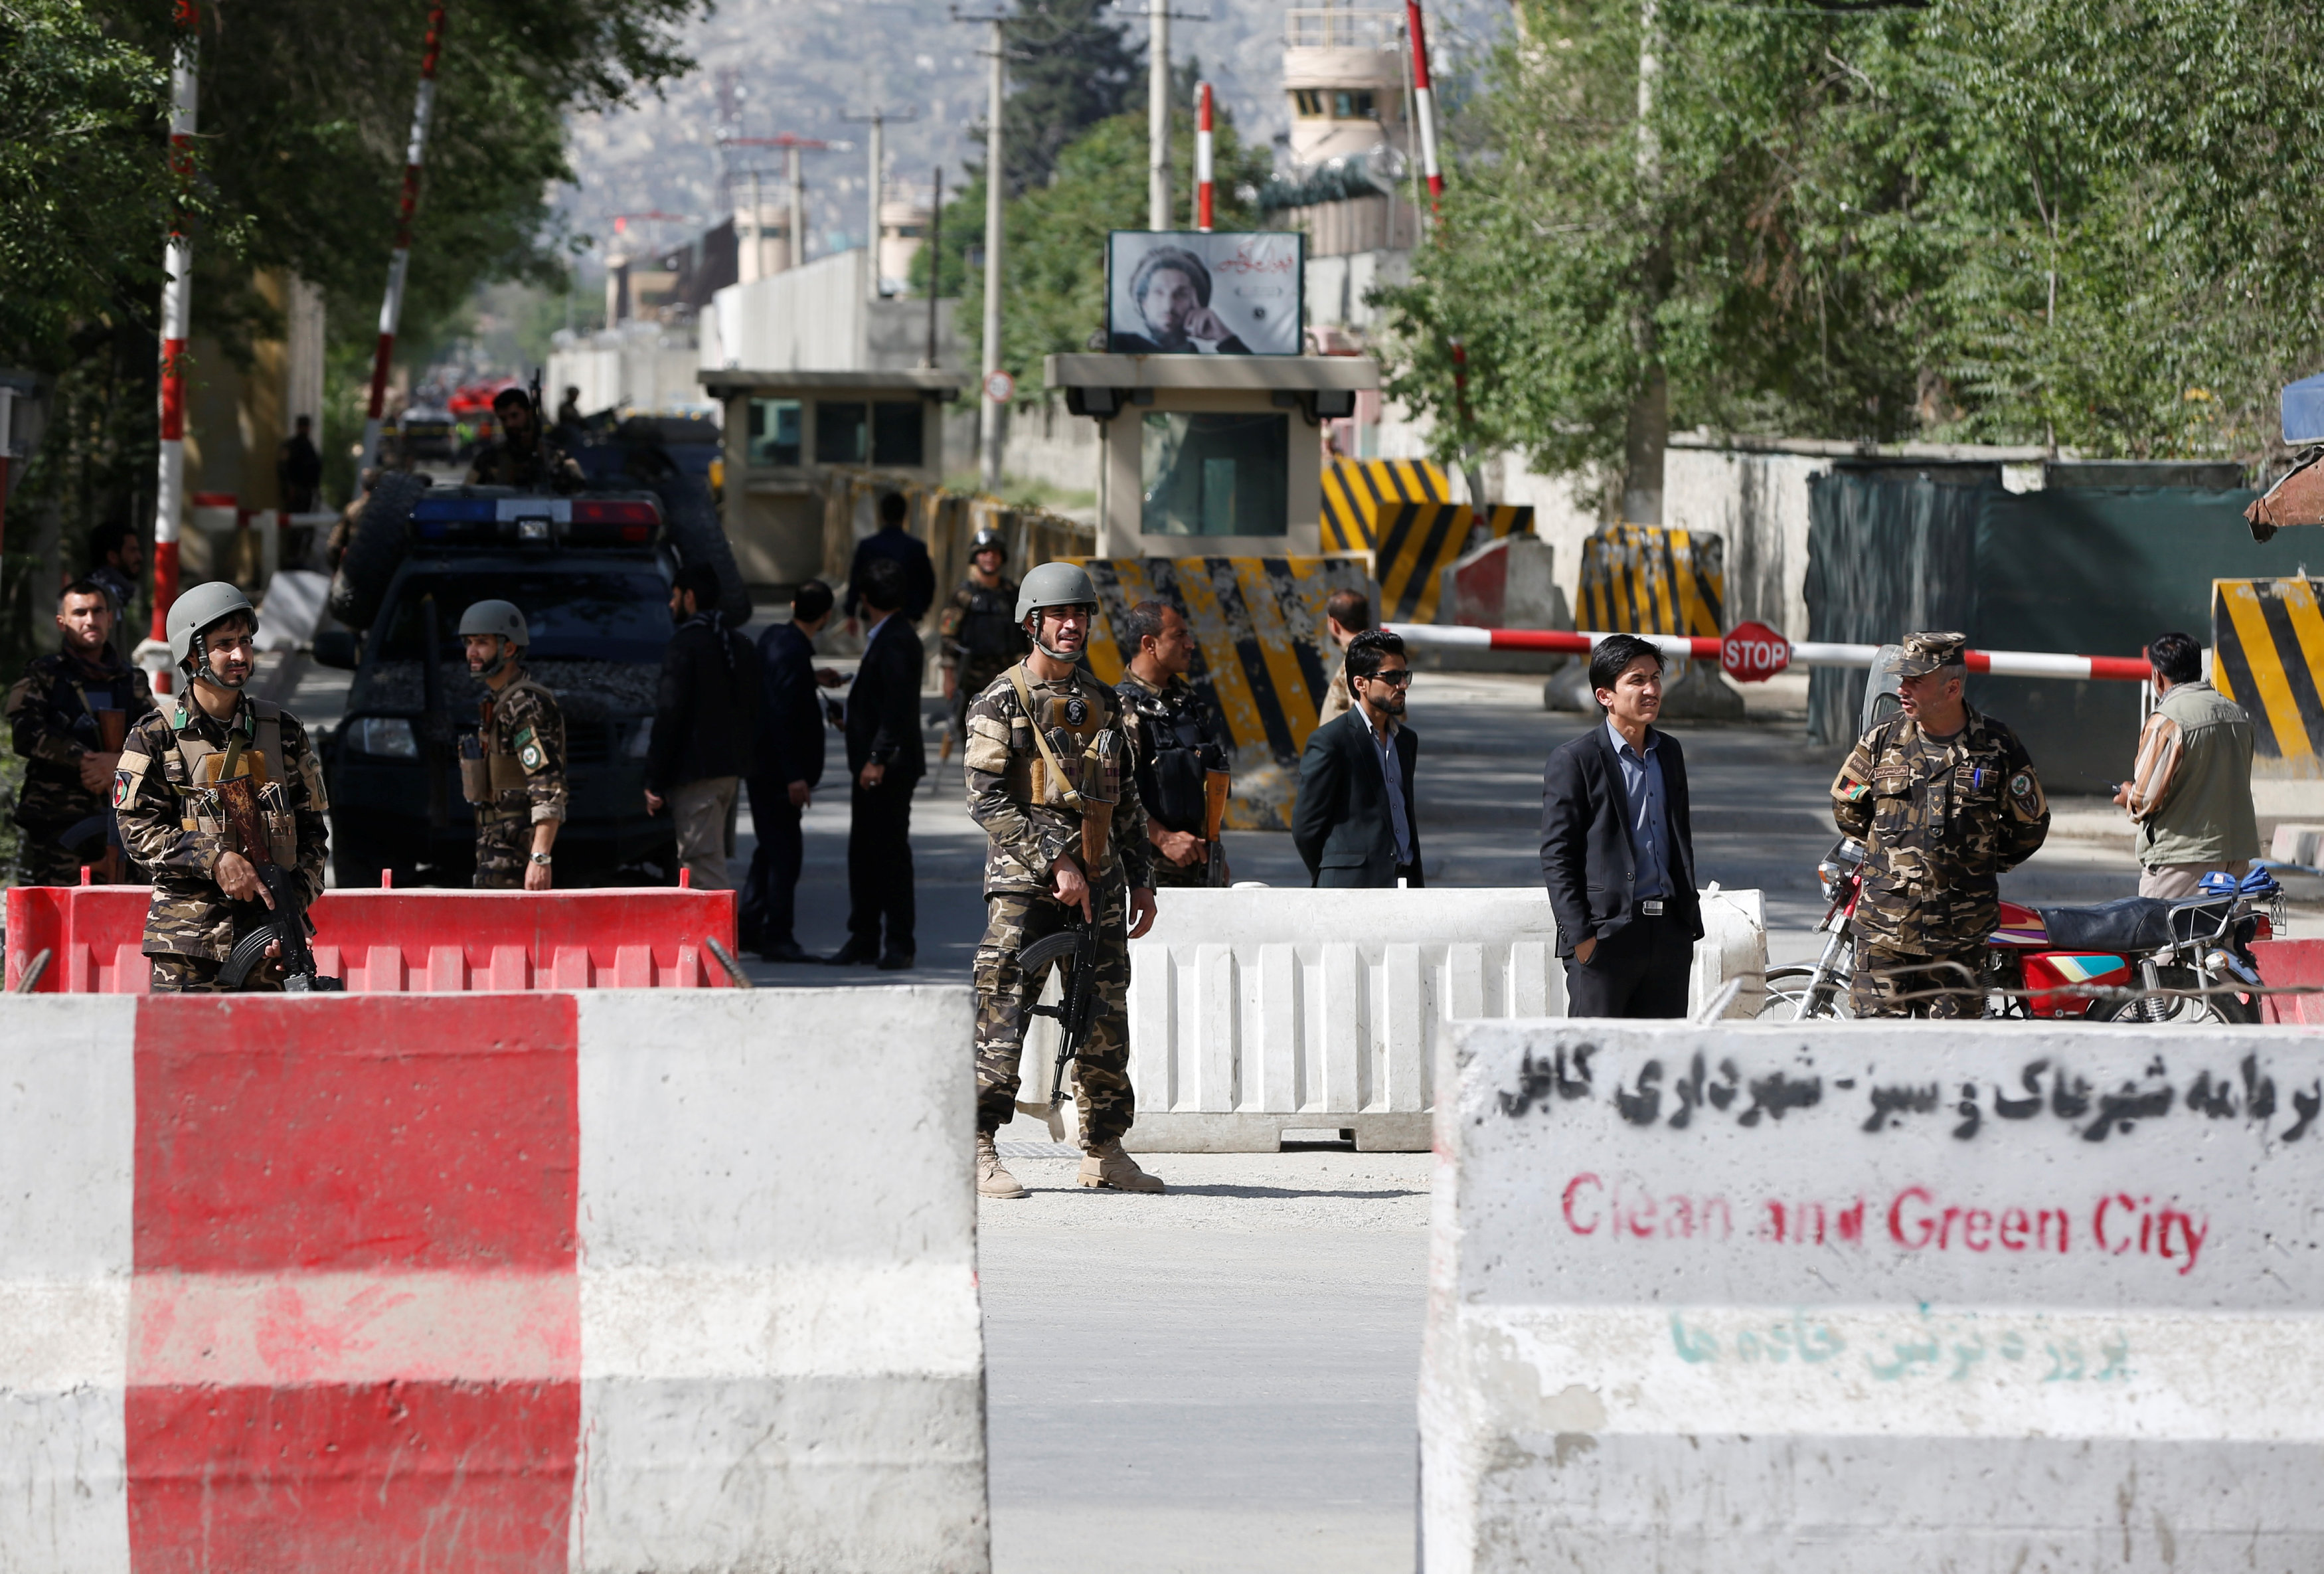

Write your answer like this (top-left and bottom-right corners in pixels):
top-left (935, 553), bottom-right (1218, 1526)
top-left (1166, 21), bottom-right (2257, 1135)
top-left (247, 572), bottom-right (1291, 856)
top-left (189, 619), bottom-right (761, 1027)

top-left (1276, 7), bottom-right (1420, 256)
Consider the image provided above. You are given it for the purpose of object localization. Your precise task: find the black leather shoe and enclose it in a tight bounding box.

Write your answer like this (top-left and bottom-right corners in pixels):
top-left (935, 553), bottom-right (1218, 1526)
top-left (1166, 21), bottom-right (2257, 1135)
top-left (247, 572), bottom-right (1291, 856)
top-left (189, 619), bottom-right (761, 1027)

top-left (876, 949), bottom-right (916, 972)
top-left (760, 940), bottom-right (811, 964)
top-left (825, 939), bottom-right (880, 966)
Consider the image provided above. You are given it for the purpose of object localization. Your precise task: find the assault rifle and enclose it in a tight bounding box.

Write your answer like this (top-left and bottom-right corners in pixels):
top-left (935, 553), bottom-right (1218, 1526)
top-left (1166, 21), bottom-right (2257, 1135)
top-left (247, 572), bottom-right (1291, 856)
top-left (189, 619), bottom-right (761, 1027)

top-left (212, 774), bottom-right (343, 992)
top-left (1203, 767), bottom-right (1231, 887)
top-left (1013, 918), bottom-right (1099, 1143)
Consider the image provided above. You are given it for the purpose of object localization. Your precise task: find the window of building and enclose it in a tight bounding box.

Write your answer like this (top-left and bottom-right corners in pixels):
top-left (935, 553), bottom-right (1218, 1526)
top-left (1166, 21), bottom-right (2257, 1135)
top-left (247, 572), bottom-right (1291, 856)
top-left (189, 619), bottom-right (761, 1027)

top-left (872, 400), bottom-right (925, 468)
top-left (1332, 89), bottom-right (1377, 120)
top-left (1294, 88), bottom-right (1327, 117)
top-left (815, 402), bottom-right (868, 464)
top-left (746, 398), bottom-right (801, 467)
top-left (1140, 412), bottom-right (1288, 537)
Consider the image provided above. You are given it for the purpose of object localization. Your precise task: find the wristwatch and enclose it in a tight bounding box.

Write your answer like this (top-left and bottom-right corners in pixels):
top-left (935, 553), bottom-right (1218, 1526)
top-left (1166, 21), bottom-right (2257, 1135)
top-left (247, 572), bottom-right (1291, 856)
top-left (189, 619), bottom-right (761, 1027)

top-left (531, 853), bottom-right (552, 867)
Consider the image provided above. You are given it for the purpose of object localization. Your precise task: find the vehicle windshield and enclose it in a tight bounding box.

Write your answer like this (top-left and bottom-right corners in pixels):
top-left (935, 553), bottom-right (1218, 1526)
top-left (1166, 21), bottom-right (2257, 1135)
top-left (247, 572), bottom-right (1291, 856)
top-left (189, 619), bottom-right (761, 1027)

top-left (374, 568), bottom-right (671, 663)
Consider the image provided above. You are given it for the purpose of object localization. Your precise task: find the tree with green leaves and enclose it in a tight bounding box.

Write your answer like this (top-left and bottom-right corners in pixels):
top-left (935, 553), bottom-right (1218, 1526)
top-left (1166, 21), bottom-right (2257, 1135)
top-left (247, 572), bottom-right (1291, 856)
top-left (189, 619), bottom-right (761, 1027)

top-left (995, 0), bottom-right (1145, 198)
top-left (1378, 0), bottom-right (2324, 509)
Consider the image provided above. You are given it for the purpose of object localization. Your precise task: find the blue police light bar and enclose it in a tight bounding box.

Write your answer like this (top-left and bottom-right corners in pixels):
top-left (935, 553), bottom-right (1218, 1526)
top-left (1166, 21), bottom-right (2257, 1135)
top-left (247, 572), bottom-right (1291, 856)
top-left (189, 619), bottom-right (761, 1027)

top-left (2284, 372), bottom-right (2324, 444)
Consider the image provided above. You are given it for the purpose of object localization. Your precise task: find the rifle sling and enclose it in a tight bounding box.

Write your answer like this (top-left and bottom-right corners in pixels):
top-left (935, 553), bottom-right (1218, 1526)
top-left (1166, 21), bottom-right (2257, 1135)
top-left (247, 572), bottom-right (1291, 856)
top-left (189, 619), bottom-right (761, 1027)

top-left (1005, 663), bottom-right (1085, 811)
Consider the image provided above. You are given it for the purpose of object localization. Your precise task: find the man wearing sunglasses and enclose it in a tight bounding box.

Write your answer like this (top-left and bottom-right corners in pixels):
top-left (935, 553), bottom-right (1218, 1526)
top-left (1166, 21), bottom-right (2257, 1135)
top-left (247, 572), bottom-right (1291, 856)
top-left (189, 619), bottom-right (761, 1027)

top-left (1293, 629), bottom-right (1422, 888)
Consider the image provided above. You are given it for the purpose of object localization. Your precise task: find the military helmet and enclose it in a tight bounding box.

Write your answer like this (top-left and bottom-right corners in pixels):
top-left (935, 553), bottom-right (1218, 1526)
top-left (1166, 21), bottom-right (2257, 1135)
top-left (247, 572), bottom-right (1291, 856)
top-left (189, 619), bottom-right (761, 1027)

top-left (458, 598), bottom-right (529, 647)
top-left (165, 581), bottom-right (257, 671)
top-left (1016, 561), bottom-right (1098, 623)
top-left (969, 526), bottom-right (1007, 561)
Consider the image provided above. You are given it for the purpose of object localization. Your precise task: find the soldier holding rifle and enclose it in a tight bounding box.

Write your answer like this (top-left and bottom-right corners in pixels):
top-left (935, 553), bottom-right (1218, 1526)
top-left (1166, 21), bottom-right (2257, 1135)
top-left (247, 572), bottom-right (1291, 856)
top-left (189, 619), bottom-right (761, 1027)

top-left (962, 563), bottom-right (1163, 1199)
top-left (1115, 598), bottom-right (1232, 888)
top-left (112, 584), bottom-right (331, 992)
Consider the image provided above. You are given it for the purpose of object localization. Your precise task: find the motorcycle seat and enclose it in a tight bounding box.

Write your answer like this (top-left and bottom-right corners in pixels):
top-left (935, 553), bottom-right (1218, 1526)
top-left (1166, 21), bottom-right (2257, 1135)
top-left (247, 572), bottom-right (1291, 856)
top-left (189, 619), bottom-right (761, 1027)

top-left (2034, 896), bottom-right (2173, 954)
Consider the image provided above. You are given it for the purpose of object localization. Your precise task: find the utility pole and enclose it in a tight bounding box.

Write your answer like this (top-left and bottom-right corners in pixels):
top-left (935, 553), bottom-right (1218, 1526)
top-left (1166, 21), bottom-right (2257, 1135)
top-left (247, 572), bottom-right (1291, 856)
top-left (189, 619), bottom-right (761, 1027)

top-left (923, 167), bottom-right (944, 369)
top-left (843, 106), bottom-right (921, 298)
top-left (981, 16), bottom-right (1005, 491)
top-left (788, 143), bottom-right (807, 270)
top-left (1147, 0), bottom-right (1171, 230)
top-left (718, 135), bottom-right (842, 275)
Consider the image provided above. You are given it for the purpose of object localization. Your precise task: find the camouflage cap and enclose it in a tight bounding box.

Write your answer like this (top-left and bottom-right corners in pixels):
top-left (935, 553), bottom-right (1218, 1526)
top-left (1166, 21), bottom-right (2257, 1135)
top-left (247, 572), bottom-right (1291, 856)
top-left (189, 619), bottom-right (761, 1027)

top-left (1896, 630), bottom-right (1969, 676)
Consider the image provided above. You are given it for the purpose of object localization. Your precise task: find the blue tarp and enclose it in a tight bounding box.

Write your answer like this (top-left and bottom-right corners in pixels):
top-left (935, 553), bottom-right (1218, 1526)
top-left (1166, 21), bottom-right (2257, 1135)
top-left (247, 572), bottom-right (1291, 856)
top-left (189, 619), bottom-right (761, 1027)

top-left (2282, 373), bottom-right (2324, 444)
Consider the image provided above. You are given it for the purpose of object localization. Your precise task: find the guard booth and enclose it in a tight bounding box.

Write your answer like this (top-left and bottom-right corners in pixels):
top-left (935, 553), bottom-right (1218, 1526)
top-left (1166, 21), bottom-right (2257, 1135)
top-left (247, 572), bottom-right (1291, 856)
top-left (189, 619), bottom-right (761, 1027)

top-left (699, 368), bottom-right (969, 591)
top-left (1044, 351), bottom-right (1379, 555)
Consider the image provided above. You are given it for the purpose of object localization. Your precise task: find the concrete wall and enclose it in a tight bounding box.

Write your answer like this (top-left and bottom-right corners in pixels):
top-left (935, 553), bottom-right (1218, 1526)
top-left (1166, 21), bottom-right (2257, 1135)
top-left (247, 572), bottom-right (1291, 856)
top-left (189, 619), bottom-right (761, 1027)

top-left (1665, 446), bottom-right (1822, 638)
top-left (1424, 1016), bottom-right (2324, 1572)
top-left (548, 323), bottom-right (710, 417)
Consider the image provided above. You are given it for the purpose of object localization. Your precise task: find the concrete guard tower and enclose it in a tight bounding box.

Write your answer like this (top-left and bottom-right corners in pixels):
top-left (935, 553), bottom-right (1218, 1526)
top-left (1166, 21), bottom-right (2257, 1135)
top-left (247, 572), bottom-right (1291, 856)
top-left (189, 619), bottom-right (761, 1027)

top-left (1044, 352), bottom-right (1380, 557)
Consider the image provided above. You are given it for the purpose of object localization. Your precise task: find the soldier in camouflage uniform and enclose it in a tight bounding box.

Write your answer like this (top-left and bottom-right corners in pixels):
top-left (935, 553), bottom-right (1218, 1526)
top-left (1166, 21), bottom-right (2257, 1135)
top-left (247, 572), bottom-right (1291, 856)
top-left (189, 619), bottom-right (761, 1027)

top-left (456, 600), bottom-right (566, 889)
top-left (1115, 598), bottom-right (1231, 889)
top-left (8, 580), bottom-right (155, 885)
top-left (938, 527), bottom-right (1025, 752)
top-left (467, 387), bottom-right (585, 491)
top-left (1831, 631), bottom-right (2050, 1017)
top-left (965, 562), bottom-right (1163, 1199)
top-left (113, 584), bottom-right (329, 992)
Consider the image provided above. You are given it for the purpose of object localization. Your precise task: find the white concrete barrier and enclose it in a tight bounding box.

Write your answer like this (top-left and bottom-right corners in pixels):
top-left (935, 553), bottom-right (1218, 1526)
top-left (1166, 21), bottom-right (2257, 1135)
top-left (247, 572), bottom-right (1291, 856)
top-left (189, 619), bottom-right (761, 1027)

top-left (0, 987), bottom-right (986, 1573)
top-left (1422, 1017), bottom-right (2324, 1573)
top-left (1021, 887), bottom-right (1762, 1153)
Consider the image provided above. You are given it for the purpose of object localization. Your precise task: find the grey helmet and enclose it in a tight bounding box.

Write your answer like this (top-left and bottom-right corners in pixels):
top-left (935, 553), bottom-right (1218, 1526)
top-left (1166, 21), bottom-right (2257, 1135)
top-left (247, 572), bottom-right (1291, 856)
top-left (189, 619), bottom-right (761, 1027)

top-left (458, 599), bottom-right (530, 647)
top-left (969, 526), bottom-right (1007, 561)
top-left (1014, 560), bottom-right (1098, 623)
top-left (165, 581), bottom-right (257, 677)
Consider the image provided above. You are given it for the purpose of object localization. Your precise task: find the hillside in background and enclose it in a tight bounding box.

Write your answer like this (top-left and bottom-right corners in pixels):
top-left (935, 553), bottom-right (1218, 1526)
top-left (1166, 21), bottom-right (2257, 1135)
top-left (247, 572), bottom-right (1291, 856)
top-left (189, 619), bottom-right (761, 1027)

top-left (560, 0), bottom-right (1503, 274)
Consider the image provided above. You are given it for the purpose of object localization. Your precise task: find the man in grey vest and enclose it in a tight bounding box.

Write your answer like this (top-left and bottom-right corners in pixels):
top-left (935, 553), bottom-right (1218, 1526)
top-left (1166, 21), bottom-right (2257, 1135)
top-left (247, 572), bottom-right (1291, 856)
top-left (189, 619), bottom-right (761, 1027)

top-left (2115, 630), bottom-right (2260, 897)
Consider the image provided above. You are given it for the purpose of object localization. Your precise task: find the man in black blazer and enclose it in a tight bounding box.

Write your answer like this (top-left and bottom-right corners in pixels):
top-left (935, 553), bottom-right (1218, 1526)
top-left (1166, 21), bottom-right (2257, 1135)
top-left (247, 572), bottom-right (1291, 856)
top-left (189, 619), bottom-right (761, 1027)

top-left (1293, 629), bottom-right (1423, 888)
top-left (830, 556), bottom-right (926, 968)
top-left (740, 580), bottom-right (841, 962)
top-left (645, 564), bottom-right (761, 891)
top-left (1540, 633), bottom-right (1702, 1017)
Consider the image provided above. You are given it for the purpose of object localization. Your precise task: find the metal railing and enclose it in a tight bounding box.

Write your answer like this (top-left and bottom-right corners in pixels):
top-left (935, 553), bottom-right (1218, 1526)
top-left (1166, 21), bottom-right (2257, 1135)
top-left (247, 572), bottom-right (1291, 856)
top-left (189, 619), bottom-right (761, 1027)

top-left (1285, 7), bottom-right (1403, 50)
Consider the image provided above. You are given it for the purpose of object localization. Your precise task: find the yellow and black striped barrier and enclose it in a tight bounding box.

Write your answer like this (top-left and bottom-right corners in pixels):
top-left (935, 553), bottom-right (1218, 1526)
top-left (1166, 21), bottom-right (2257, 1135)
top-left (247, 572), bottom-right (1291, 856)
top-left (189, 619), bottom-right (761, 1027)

top-left (1576, 523), bottom-right (1726, 637)
top-left (1076, 555), bottom-right (1370, 829)
top-left (2213, 578), bottom-right (2324, 777)
top-left (1319, 460), bottom-right (1529, 624)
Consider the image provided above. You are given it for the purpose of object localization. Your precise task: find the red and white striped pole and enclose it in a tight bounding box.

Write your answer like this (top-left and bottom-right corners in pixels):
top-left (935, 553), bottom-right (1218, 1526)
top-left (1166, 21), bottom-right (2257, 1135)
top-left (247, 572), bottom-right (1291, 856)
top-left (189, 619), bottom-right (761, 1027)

top-left (1387, 623), bottom-right (2157, 683)
top-left (147, 1), bottom-right (201, 691)
top-left (359, 3), bottom-right (448, 478)
top-left (1195, 82), bottom-right (1214, 232)
top-left (1404, 1), bottom-right (1444, 213)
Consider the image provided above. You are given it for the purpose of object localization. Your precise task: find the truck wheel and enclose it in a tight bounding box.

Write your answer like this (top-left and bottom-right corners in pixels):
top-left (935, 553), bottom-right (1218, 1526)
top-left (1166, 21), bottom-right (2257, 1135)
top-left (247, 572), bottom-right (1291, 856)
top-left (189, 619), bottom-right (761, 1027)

top-left (651, 470), bottom-right (750, 623)
top-left (327, 472), bottom-right (425, 630)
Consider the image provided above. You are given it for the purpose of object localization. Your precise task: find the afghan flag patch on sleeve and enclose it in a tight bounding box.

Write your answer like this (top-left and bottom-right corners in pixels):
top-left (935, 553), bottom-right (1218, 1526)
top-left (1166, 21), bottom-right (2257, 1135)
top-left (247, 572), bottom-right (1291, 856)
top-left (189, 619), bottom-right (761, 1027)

top-left (1839, 777), bottom-right (1870, 803)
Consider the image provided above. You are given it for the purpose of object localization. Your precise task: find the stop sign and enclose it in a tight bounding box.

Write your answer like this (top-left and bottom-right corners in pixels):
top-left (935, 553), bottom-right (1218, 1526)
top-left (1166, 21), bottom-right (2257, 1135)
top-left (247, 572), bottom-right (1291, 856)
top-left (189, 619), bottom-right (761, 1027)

top-left (1721, 621), bottom-right (1791, 683)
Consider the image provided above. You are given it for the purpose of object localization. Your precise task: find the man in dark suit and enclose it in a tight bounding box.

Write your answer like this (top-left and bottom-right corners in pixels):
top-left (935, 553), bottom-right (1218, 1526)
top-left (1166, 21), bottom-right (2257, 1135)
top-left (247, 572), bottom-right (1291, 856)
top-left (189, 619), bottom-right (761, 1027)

top-left (645, 564), bottom-right (760, 891)
top-left (844, 491), bottom-right (936, 633)
top-left (740, 579), bottom-right (841, 962)
top-left (1293, 629), bottom-right (1422, 889)
top-left (1540, 632), bottom-right (1702, 1017)
top-left (829, 556), bottom-right (926, 969)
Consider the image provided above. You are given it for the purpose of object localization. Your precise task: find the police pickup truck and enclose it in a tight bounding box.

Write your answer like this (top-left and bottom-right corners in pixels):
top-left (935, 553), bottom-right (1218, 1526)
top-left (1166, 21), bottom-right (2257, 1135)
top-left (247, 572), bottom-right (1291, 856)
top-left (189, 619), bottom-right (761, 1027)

top-left (316, 485), bottom-right (692, 886)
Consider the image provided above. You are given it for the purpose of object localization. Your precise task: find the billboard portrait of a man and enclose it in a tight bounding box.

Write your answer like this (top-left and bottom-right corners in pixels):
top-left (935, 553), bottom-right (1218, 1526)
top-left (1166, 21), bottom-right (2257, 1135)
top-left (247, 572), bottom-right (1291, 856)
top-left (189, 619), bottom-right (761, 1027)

top-left (1111, 244), bottom-right (1250, 355)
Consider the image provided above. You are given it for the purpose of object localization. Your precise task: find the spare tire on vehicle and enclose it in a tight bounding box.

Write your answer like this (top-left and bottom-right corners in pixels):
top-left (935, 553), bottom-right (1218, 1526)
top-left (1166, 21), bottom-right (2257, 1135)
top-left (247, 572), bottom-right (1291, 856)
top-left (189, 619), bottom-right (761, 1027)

top-left (327, 471), bottom-right (426, 630)
top-left (650, 468), bottom-right (750, 623)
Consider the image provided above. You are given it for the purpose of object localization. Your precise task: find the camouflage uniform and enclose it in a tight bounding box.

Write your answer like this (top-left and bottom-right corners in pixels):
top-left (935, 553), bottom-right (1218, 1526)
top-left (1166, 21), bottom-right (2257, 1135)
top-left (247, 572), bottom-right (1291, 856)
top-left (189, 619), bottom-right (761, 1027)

top-left (465, 433), bottom-right (584, 491)
top-left (1116, 667), bottom-right (1230, 889)
top-left (7, 648), bottom-right (156, 886)
top-left (938, 573), bottom-right (1025, 741)
top-left (113, 693), bottom-right (330, 993)
top-left (1831, 636), bottom-right (2049, 1018)
top-left (964, 663), bottom-right (1154, 1150)
top-left (463, 674), bottom-right (568, 887)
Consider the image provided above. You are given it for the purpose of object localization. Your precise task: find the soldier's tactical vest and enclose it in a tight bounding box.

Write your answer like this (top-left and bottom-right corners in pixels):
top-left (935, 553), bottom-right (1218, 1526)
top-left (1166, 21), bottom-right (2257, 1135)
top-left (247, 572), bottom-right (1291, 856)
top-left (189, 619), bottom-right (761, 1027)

top-left (161, 698), bottom-right (297, 866)
top-left (959, 582), bottom-right (1021, 661)
top-left (462, 675), bottom-right (554, 816)
top-left (1121, 683), bottom-right (1214, 832)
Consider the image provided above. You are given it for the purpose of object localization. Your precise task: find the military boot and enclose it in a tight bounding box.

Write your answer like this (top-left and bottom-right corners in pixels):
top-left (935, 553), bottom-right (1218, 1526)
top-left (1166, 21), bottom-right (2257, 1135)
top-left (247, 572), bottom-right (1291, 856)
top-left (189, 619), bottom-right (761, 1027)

top-left (1077, 1139), bottom-right (1165, 1193)
top-left (976, 1132), bottom-right (1029, 1200)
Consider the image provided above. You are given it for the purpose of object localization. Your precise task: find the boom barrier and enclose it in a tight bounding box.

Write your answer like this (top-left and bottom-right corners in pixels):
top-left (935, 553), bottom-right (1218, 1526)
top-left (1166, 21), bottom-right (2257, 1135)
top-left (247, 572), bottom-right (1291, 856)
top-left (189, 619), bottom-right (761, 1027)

top-left (1390, 621), bottom-right (2155, 683)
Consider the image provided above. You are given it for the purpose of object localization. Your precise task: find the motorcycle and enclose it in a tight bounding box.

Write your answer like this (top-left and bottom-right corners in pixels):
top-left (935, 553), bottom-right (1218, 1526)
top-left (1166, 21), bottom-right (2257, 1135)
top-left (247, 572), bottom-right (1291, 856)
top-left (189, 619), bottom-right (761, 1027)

top-left (1763, 837), bottom-right (2278, 1023)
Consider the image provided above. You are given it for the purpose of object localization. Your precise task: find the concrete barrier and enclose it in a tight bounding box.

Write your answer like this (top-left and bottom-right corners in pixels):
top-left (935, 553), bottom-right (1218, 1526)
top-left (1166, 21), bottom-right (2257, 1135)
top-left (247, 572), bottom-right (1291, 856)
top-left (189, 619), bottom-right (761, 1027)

top-left (6, 885), bottom-right (744, 992)
top-left (1027, 887), bottom-right (1762, 1153)
top-left (1422, 1017), bottom-right (2324, 1572)
top-left (0, 987), bottom-right (986, 1573)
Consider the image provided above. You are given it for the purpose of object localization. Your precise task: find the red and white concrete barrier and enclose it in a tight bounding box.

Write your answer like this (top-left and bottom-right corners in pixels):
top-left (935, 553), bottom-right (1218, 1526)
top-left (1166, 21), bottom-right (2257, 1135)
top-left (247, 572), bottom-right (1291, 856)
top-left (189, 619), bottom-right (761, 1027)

top-left (0, 986), bottom-right (985, 1570)
top-left (1389, 620), bottom-right (2156, 683)
top-left (1422, 1019), bottom-right (2324, 1571)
